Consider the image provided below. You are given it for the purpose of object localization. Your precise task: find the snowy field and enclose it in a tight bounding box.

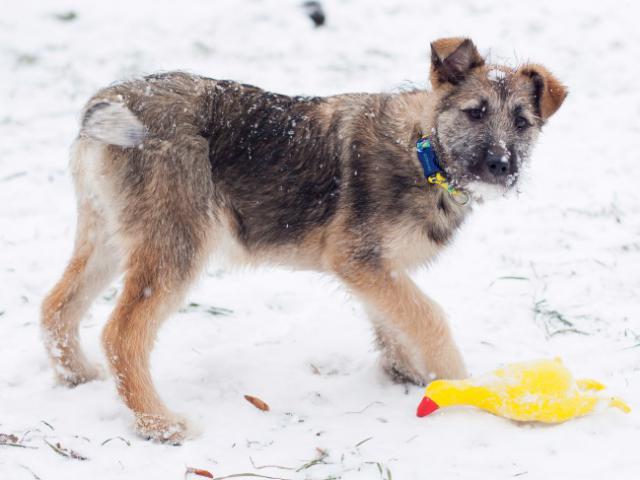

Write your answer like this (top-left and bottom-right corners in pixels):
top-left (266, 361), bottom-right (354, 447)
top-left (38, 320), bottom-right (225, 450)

top-left (1, 0), bottom-right (640, 478)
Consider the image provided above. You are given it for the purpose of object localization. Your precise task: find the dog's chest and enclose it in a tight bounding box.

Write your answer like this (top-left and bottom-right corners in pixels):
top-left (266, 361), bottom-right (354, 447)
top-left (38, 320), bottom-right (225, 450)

top-left (382, 195), bottom-right (469, 269)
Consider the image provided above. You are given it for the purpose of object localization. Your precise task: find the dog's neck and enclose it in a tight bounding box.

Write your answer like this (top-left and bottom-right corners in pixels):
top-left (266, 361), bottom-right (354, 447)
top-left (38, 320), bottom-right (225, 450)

top-left (386, 90), bottom-right (471, 206)
top-left (388, 90), bottom-right (439, 141)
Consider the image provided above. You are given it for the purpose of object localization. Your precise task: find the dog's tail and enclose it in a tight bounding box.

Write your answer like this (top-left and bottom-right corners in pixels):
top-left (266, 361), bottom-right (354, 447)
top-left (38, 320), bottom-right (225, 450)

top-left (81, 101), bottom-right (146, 147)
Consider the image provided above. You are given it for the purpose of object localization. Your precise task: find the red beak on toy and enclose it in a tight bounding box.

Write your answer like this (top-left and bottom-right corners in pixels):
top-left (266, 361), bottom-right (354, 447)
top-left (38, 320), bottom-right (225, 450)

top-left (416, 396), bottom-right (440, 417)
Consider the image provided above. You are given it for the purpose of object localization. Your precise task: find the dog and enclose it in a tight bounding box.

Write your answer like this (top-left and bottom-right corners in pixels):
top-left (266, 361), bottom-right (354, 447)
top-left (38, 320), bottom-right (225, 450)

top-left (41, 37), bottom-right (566, 443)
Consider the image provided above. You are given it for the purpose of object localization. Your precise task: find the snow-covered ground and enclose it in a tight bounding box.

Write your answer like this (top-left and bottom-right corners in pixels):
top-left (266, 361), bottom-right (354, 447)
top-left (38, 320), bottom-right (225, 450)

top-left (1, 0), bottom-right (639, 478)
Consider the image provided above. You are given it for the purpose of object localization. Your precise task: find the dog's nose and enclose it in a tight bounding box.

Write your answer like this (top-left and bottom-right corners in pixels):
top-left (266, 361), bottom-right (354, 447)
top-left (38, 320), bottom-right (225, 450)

top-left (486, 149), bottom-right (510, 177)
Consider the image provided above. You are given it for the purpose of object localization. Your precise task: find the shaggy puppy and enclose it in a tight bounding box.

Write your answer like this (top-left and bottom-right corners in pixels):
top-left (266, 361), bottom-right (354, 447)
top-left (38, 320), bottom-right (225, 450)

top-left (41, 37), bottom-right (566, 442)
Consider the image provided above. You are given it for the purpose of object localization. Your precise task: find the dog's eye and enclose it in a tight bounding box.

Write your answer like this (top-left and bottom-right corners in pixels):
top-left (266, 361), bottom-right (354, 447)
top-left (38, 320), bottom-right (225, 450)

top-left (465, 107), bottom-right (485, 120)
top-left (515, 116), bottom-right (530, 130)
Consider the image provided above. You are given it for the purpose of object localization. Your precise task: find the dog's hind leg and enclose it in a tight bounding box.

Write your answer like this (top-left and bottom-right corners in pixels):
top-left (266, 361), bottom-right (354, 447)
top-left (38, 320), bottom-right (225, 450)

top-left (41, 199), bottom-right (120, 386)
top-left (101, 135), bottom-right (214, 443)
top-left (101, 225), bottom-right (211, 443)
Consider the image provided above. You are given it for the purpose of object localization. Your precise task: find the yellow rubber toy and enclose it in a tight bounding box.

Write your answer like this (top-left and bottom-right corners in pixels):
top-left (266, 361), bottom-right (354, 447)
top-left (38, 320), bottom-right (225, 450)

top-left (416, 358), bottom-right (630, 423)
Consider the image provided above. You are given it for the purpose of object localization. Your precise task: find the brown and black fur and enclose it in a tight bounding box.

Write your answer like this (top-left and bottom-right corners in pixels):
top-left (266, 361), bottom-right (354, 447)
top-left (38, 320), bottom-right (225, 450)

top-left (41, 38), bottom-right (566, 442)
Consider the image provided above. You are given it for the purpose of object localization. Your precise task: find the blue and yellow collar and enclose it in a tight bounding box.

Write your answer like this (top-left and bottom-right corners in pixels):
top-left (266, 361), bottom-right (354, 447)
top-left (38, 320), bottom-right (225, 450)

top-left (416, 135), bottom-right (469, 205)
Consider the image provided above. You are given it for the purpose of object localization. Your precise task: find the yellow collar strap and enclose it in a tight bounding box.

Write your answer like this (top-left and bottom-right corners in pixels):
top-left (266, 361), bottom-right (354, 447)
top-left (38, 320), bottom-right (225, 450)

top-left (427, 173), bottom-right (470, 206)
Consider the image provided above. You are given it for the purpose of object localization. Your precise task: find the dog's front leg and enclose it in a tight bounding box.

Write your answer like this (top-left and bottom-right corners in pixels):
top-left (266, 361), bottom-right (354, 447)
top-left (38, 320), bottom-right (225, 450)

top-left (338, 266), bottom-right (467, 384)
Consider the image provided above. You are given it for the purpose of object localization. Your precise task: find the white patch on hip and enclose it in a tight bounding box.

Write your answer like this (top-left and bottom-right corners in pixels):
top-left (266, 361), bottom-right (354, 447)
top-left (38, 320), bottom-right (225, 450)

top-left (82, 102), bottom-right (146, 147)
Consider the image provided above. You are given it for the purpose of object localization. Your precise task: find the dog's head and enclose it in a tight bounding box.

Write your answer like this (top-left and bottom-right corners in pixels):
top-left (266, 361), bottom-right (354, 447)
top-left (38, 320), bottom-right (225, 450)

top-left (429, 38), bottom-right (567, 197)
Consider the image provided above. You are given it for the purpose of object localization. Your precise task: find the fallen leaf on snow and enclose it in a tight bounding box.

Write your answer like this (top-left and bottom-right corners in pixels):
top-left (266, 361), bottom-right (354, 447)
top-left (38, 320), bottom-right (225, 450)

top-left (186, 467), bottom-right (214, 478)
top-left (244, 395), bottom-right (270, 412)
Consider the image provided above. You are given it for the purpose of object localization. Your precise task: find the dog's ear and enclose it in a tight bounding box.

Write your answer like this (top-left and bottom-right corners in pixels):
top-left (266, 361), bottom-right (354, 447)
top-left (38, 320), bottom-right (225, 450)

top-left (519, 64), bottom-right (567, 120)
top-left (430, 37), bottom-right (485, 87)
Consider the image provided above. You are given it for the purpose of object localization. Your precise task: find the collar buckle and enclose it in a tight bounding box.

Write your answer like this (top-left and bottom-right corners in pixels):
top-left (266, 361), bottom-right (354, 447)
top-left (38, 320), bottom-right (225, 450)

top-left (417, 136), bottom-right (470, 206)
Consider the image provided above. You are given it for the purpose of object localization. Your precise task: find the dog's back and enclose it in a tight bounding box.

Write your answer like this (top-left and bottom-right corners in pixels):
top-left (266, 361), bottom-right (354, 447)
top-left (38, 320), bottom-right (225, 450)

top-left (80, 73), bottom-right (346, 258)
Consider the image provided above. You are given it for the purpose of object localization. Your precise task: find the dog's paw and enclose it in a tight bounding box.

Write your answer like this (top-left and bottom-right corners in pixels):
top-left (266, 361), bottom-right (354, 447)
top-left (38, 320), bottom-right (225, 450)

top-left (55, 363), bottom-right (105, 387)
top-left (382, 362), bottom-right (426, 386)
top-left (380, 353), bottom-right (429, 386)
top-left (379, 340), bottom-right (468, 385)
top-left (135, 413), bottom-right (191, 445)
